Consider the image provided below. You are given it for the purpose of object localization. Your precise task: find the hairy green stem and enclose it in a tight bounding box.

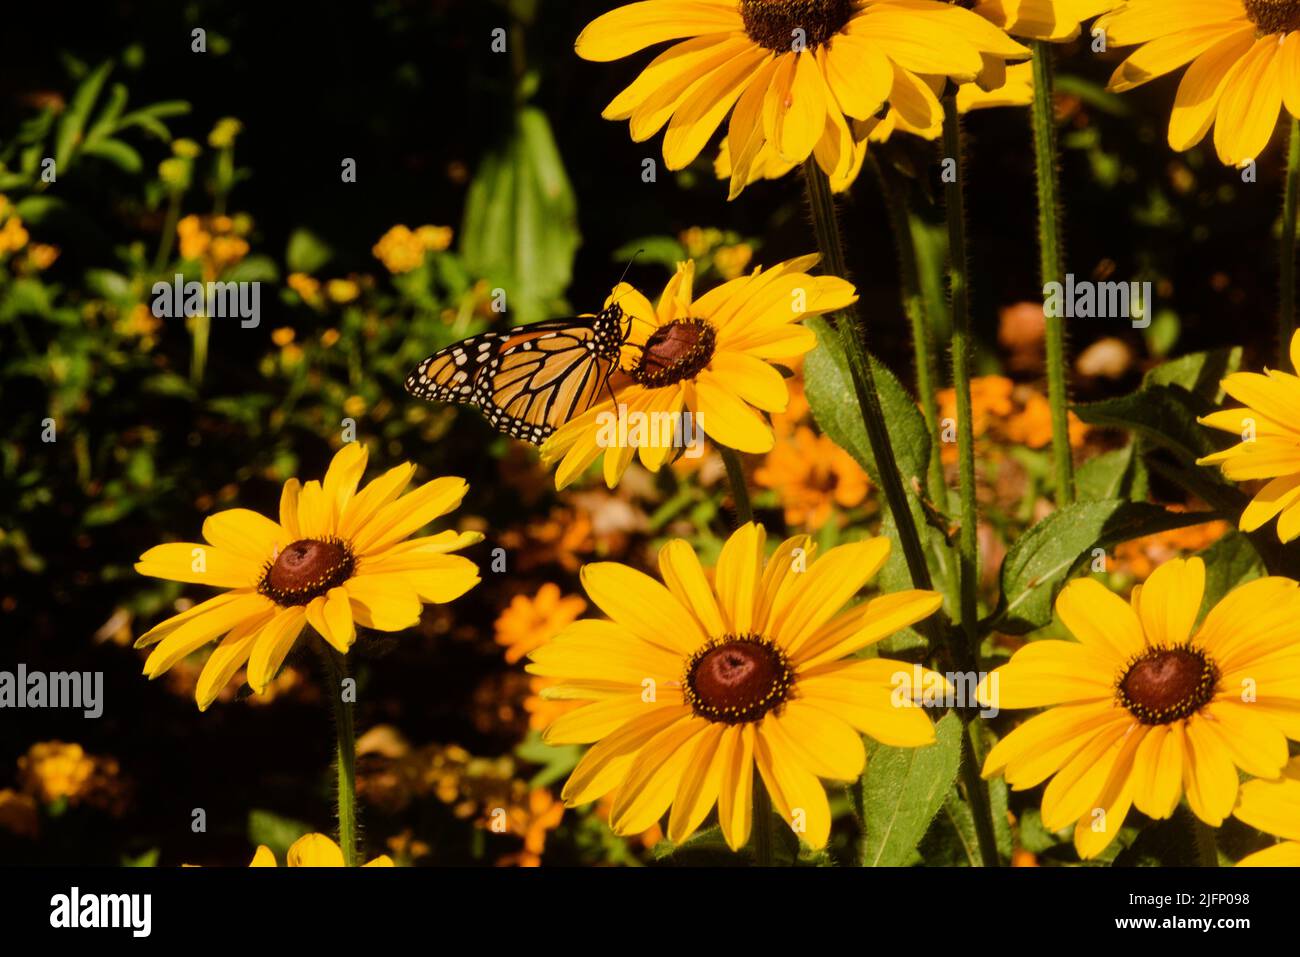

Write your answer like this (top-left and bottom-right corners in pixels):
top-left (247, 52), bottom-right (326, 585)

top-left (320, 646), bottom-right (359, 866)
top-left (872, 155), bottom-right (947, 507)
top-left (720, 445), bottom-right (753, 526)
top-left (942, 96), bottom-right (1003, 868)
top-left (1282, 115), bottom-right (1299, 365)
top-left (942, 98), bottom-right (979, 653)
top-left (803, 160), bottom-right (934, 595)
top-left (1192, 816), bottom-right (1219, 868)
top-left (1031, 41), bottom-right (1076, 506)
top-left (960, 720), bottom-right (1001, 867)
top-left (152, 189), bottom-right (181, 274)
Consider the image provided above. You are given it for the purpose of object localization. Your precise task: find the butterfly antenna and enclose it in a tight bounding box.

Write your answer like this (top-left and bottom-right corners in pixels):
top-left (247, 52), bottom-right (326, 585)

top-left (608, 248), bottom-right (644, 307)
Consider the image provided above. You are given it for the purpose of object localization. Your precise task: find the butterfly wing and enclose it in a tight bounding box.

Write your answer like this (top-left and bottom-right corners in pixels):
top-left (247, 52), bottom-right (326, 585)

top-left (474, 326), bottom-right (618, 444)
top-left (404, 307), bottom-right (627, 445)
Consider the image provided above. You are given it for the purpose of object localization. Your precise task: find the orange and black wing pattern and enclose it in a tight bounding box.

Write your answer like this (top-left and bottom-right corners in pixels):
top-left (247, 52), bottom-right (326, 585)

top-left (404, 304), bottom-right (627, 445)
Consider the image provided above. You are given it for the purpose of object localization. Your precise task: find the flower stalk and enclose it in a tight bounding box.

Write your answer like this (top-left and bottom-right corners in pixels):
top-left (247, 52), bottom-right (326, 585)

top-left (1282, 114), bottom-right (1300, 365)
top-left (802, 160), bottom-right (935, 597)
top-left (871, 154), bottom-right (947, 507)
top-left (720, 445), bottom-right (753, 526)
top-left (1030, 40), bottom-right (1076, 506)
top-left (942, 95), bottom-right (1003, 868)
top-left (320, 644), bottom-right (359, 867)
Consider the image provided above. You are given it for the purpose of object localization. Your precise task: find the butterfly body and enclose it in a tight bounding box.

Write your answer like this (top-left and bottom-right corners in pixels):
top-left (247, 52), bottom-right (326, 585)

top-left (405, 303), bottom-right (629, 445)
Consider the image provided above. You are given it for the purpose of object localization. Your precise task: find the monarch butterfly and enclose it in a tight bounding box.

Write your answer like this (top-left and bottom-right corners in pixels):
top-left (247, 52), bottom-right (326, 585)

top-left (403, 302), bottom-right (632, 445)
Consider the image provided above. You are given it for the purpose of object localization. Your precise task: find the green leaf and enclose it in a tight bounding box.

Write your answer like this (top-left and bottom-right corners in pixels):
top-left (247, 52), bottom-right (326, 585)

top-left (286, 228), bottom-right (333, 274)
top-left (860, 711), bottom-right (962, 866)
top-left (224, 254), bottom-right (280, 284)
top-left (84, 82), bottom-right (129, 144)
top-left (1198, 529), bottom-right (1264, 617)
top-left (1075, 443), bottom-right (1148, 502)
top-left (120, 848), bottom-right (160, 867)
top-left (461, 106), bottom-right (579, 324)
top-left (1142, 347), bottom-right (1241, 401)
top-left (515, 730), bottom-right (581, 790)
top-left (55, 60), bottom-right (113, 169)
top-left (80, 137), bottom-right (142, 173)
top-left (804, 316), bottom-right (931, 493)
top-left (611, 236), bottom-right (686, 269)
top-left (993, 500), bottom-right (1221, 634)
top-left (1073, 385), bottom-right (1220, 464)
top-left (247, 809), bottom-right (312, 860)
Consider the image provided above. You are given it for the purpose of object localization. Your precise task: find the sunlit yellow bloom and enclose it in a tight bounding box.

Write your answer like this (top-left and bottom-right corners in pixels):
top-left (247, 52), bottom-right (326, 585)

top-left (754, 423), bottom-right (869, 526)
top-left (578, 0), bottom-right (1027, 198)
top-left (541, 255), bottom-right (855, 489)
top-left (1199, 330), bottom-right (1300, 542)
top-left (373, 225), bottom-right (428, 274)
top-left (1097, 0), bottom-right (1300, 165)
top-left (26, 243), bottom-right (60, 271)
top-left (288, 272), bottom-right (322, 303)
top-left (326, 278), bottom-right (361, 303)
top-left (1235, 756), bottom-right (1300, 866)
top-left (977, 0), bottom-right (1118, 40)
top-left (134, 443), bottom-right (482, 710)
top-left (529, 522), bottom-right (946, 851)
top-left (249, 833), bottom-right (393, 867)
top-left (208, 117), bottom-right (243, 149)
top-left (978, 558), bottom-right (1300, 859)
top-left (494, 582), bottom-right (588, 664)
top-left (416, 224), bottom-right (454, 252)
top-left (17, 742), bottom-right (95, 804)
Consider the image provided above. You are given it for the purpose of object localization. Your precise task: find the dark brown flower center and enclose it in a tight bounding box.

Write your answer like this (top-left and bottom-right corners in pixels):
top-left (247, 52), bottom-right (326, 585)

top-left (259, 537), bottom-right (355, 606)
top-left (1116, 645), bottom-right (1219, 725)
top-left (684, 635), bottom-right (795, 724)
top-left (630, 318), bottom-right (717, 388)
top-left (740, 0), bottom-right (856, 52)
top-left (1242, 0), bottom-right (1300, 34)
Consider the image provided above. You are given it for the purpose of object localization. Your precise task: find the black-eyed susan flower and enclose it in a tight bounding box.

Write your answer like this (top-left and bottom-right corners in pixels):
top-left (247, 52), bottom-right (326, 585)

top-left (577, 0), bottom-right (1027, 197)
top-left (977, 558), bottom-right (1300, 859)
top-left (1199, 330), bottom-right (1300, 542)
top-left (977, 0), bottom-right (1118, 41)
top-left (754, 423), bottom-right (870, 527)
top-left (540, 255), bottom-right (856, 489)
top-left (1097, 0), bottom-right (1300, 165)
top-left (249, 833), bottom-right (393, 867)
top-left (528, 522), bottom-right (946, 851)
top-left (1235, 756), bottom-right (1300, 866)
top-left (134, 443), bottom-right (481, 710)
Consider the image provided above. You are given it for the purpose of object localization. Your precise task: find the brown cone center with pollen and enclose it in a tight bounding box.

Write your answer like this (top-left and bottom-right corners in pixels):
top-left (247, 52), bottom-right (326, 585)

top-left (259, 537), bottom-right (355, 606)
top-left (740, 0), bottom-right (856, 52)
top-left (685, 635), bottom-right (795, 724)
top-left (631, 318), bottom-right (717, 388)
top-left (1117, 645), bottom-right (1219, 725)
top-left (1243, 0), bottom-right (1300, 34)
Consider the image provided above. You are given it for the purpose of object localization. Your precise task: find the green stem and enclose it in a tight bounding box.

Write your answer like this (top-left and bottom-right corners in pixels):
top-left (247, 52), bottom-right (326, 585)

top-left (1192, 816), bottom-right (1219, 868)
top-left (152, 189), bottom-right (181, 274)
top-left (872, 155), bottom-right (947, 507)
top-left (719, 445), bottom-right (753, 526)
top-left (803, 160), bottom-right (934, 595)
top-left (960, 720), bottom-right (1002, 867)
top-left (1031, 41), bottom-right (1076, 506)
top-left (320, 646), bottom-right (359, 866)
top-left (1281, 114), bottom-right (1299, 365)
top-left (942, 96), bottom-right (1003, 868)
top-left (942, 98), bottom-right (979, 653)
top-left (752, 775), bottom-right (775, 866)
top-left (189, 314), bottom-right (210, 387)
